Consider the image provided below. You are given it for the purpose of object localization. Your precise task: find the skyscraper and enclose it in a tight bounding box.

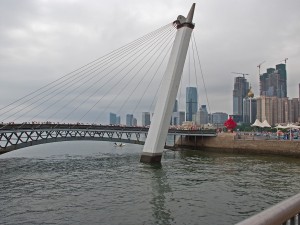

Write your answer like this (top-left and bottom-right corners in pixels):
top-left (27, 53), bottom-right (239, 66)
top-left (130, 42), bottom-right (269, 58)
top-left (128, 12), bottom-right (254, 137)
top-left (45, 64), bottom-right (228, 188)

top-left (171, 101), bottom-right (185, 126)
top-left (109, 113), bottom-right (121, 125)
top-left (116, 116), bottom-right (121, 125)
top-left (242, 87), bottom-right (257, 124)
top-left (132, 117), bottom-right (137, 127)
top-left (195, 105), bottom-right (208, 125)
top-left (186, 87), bottom-right (198, 121)
top-left (259, 64), bottom-right (287, 97)
top-left (126, 114), bottom-right (133, 126)
top-left (142, 112), bottom-right (151, 126)
top-left (243, 98), bottom-right (257, 124)
top-left (233, 76), bottom-right (249, 119)
top-left (212, 112), bottom-right (228, 126)
top-left (109, 112), bottom-right (117, 125)
top-left (172, 111), bottom-right (185, 125)
top-left (290, 98), bottom-right (300, 123)
top-left (256, 96), bottom-right (292, 125)
top-left (171, 99), bottom-right (179, 126)
top-left (173, 99), bottom-right (178, 112)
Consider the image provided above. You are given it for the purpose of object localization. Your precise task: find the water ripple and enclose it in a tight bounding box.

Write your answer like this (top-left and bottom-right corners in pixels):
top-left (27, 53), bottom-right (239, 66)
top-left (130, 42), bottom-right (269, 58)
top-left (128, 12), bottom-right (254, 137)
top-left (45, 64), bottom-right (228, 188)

top-left (1, 144), bottom-right (300, 225)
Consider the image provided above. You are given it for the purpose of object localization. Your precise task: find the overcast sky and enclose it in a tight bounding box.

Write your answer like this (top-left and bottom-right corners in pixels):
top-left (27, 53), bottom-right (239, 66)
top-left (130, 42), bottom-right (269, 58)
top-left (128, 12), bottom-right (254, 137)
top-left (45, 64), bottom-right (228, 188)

top-left (0, 0), bottom-right (299, 123)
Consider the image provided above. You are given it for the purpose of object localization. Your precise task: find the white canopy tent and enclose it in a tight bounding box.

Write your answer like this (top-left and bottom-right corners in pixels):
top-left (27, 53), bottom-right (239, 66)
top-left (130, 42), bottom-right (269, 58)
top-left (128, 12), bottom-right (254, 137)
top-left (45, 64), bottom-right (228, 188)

top-left (252, 119), bottom-right (300, 129)
top-left (261, 120), bottom-right (271, 128)
top-left (274, 124), bottom-right (285, 129)
top-left (251, 119), bottom-right (263, 127)
top-left (286, 123), bottom-right (300, 129)
top-left (274, 123), bottom-right (300, 129)
top-left (251, 119), bottom-right (271, 128)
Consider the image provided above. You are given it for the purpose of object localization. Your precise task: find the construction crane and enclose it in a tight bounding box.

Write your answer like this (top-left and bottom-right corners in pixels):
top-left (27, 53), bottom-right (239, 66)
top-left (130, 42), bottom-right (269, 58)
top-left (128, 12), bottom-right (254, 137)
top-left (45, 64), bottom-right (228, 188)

top-left (257, 61), bottom-right (265, 75)
top-left (280, 58), bottom-right (288, 64)
top-left (231, 72), bottom-right (249, 78)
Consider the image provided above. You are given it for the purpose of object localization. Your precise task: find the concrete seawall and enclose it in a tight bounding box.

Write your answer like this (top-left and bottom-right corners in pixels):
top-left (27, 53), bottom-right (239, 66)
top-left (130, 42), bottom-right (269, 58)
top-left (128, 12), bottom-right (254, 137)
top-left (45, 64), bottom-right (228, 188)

top-left (178, 133), bottom-right (300, 157)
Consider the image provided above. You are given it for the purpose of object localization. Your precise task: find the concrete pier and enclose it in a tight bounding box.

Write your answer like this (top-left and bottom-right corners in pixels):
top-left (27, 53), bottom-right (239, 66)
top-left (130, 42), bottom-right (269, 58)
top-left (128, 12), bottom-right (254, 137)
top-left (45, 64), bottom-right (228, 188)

top-left (178, 133), bottom-right (300, 157)
top-left (140, 152), bottom-right (162, 163)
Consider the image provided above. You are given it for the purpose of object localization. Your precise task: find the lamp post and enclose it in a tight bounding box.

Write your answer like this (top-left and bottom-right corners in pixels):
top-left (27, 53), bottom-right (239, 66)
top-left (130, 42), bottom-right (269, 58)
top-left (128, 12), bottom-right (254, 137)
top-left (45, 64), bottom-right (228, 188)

top-left (247, 86), bottom-right (254, 124)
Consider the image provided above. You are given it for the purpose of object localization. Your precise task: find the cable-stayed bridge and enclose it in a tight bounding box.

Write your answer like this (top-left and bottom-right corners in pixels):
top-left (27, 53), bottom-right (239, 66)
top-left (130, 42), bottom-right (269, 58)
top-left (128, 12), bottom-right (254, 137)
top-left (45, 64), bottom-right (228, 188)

top-left (0, 4), bottom-right (215, 159)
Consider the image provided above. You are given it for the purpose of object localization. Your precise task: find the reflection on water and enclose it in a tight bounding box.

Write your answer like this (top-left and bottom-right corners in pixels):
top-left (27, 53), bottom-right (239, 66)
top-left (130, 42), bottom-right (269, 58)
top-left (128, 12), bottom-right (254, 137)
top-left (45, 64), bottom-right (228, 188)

top-left (147, 163), bottom-right (174, 225)
top-left (1, 141), bottom-right (300, 225)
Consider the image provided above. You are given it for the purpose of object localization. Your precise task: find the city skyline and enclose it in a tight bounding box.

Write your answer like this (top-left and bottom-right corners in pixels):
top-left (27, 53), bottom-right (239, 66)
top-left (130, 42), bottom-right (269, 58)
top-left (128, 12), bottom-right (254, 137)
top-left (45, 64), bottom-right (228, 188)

top-left (236, 61), bottom-right (299, 126)
top-left (0, 1), bottom-right (299, 123)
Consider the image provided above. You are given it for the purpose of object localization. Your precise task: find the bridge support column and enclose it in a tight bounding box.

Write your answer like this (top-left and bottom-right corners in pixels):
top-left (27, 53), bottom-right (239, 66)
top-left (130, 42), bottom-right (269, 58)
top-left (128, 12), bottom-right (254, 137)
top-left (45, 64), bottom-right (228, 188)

top-left (140, 152), bottom-right (162, 163)
top-left (140, 3), bottom-right (195, 163)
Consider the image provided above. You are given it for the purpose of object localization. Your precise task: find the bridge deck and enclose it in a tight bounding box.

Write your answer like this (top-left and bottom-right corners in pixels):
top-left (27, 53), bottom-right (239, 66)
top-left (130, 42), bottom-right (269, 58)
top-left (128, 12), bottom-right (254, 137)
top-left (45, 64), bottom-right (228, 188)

top-left (0, 123), bottom-right (216, 135)
top-left (0, 124), bottom-right (216, 154)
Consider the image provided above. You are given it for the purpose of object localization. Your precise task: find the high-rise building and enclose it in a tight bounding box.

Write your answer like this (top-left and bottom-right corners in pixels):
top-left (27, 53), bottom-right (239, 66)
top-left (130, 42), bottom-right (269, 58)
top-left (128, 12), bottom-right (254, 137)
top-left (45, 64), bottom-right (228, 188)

top-left (212, 112), bottom-right (228, 126)
top-left (256, 96), bottom-right (293, 125)
top-left (109, 113), bottom-right (121, 125)
top-left (116, 116), bottom-right (121, 125)
top-left (243, 98), bottom-right (257, 124)
top-left (289, 98), bottom-right (300, 123)
top-left (242, 88), bottom-right (257, 124)
top-left (132, 117), bottom-right (137, 127)
top-left (109, 112), bottom-right (117, 125)
top-left (233, 76), bottom-right (249, 117)
top-left (171, 99), bottom-right (179, 125)
top-left (195, 105), bottom-right (208, 125)
top-left (256, 77), bottom-right (299, 125)
top-left (126, 114), bottom-right (133, 126)
top-left (142, 112), bottom-right (151, 126)
top-left (186, 87), bottom-right (198, 121)
top-left (179, 111), bottom-right (185, 125)
top-left (173, 99), bottom-right (178, 112)
top-left (260, 64), bottom-right (287, 97)
top-left (298, 84), bottom-right (300, 122)
top-left (230, 114), bottom-right (243, 124)
top-left (172, 111), bottom-right (185, 125)
top-left (200, 105), bottom-right (209, 124)
top-left (257, 96), bottom-right (272, 124)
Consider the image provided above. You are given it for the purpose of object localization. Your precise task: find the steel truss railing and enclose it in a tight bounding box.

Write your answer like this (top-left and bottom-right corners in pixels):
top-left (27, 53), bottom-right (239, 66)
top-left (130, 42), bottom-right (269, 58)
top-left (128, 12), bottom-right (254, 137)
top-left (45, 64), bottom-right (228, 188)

top-left (0, 124), bottom-right (216, 154)
top-left (0, 128), bottom-right (147, 153)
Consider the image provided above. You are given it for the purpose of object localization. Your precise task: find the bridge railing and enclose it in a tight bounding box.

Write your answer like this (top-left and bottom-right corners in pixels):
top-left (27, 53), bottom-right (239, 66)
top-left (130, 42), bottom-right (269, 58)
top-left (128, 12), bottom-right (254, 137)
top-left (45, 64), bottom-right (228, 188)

top-left (236, 193), bottom-right (300, 225)
top-left (0, 123), bottom-right (216, 135)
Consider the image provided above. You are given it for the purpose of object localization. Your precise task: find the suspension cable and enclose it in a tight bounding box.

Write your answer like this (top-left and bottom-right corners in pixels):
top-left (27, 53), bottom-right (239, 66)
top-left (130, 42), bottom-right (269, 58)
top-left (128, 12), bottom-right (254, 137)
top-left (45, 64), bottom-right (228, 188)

top-left (192, 33), bottom-right (211, 113)
top-left (115, 28), bottom-right (176, 115)
top-left (2, 23), bottom-right (174, 126)
top-left (0, 23), bottom-right (171, 116)
top-left (79, 26), bottom-right (176, 124)
top-left (29, 24), bottom-right (174, 123)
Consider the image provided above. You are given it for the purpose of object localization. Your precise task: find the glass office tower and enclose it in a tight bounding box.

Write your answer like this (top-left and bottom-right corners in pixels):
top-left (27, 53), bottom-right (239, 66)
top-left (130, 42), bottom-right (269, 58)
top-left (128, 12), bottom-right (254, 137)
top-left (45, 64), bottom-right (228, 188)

top-left (186, 87), bottom-right (198, 121)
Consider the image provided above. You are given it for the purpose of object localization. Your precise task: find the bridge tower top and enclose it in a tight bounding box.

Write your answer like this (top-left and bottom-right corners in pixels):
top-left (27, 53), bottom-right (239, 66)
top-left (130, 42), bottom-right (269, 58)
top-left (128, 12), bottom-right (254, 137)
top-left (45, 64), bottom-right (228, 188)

top-left (186, 3), bottom-right (195, 23)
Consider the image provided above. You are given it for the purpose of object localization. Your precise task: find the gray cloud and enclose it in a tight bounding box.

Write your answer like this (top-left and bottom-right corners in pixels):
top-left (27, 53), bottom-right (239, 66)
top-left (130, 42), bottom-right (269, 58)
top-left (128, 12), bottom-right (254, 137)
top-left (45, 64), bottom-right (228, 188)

top-left (0, 0), bottom-right (299, 124)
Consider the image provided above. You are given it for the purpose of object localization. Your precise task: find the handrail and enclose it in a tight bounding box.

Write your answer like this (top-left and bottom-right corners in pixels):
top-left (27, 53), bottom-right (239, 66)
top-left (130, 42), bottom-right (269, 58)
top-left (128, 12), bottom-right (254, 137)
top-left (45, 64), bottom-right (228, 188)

top-left (236, 193), bottom-right (300, 225)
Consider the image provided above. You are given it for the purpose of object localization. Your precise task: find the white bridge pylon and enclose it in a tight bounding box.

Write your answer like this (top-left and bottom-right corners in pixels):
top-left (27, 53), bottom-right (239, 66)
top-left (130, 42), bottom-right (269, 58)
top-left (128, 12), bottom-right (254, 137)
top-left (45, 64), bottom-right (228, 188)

top-left (140, 3), bottom-right (196, 163)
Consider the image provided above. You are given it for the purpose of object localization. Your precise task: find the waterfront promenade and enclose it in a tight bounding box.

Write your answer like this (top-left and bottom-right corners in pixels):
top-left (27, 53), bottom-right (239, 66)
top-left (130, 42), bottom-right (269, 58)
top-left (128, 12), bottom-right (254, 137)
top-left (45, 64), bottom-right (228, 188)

top-left (178, 132), bottom-right (300, 157)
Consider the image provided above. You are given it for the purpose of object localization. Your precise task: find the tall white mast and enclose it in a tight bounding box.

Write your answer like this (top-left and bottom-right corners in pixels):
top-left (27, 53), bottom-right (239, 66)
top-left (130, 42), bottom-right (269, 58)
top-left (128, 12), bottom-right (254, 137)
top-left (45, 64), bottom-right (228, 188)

top-left (140, 3), bottom-right (196, 163)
